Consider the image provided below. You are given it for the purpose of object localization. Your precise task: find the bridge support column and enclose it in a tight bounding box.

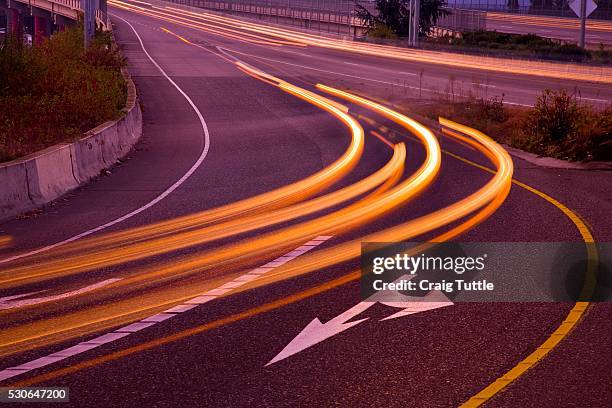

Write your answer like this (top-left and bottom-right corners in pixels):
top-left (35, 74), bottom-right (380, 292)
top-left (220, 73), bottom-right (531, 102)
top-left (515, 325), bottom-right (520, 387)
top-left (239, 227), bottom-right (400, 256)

top-left (34, 15), bottom-right (49, 44)
top-left (7, 8), bottom-right (22, 39)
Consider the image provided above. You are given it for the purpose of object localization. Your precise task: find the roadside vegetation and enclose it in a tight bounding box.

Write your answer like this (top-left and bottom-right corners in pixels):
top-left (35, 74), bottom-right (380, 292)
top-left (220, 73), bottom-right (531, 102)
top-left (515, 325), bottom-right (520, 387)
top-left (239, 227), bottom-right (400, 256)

top-left (413, 89), bottom-right (612, 162)
top-left (427, 30), bottom-right (612, 64)
top-left (0, 25), bottom-right (126, 162)
top-left (356, 0), bottom-right (449, 37)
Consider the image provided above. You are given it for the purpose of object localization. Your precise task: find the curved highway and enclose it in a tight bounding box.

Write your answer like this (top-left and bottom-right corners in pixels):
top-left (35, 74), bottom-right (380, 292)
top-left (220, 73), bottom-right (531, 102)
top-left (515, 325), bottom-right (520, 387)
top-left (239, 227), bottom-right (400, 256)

top-left (0, 2), bottom-right (611, 407)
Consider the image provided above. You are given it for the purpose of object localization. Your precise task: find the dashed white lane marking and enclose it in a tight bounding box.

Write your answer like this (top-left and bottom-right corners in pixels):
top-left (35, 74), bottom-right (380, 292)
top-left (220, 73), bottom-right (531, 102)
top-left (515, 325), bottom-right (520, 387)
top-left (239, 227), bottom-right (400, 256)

top-left (0, 236), bottom-right (332, 382)
top-left (0, 14), bottom-right (211, 265)
top-left (581, 97), bottom-right (609, 102)
top-left (0, 279), bottom-right (122, 310)
top-left (471, 82), bottom-right (496, 88)
top-left (343, 62), bottom-right (359, 66)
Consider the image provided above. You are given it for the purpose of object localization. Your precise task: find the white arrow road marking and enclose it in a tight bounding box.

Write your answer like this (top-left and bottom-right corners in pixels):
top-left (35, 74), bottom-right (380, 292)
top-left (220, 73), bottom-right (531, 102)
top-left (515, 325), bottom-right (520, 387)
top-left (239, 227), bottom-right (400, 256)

top-left (266, 302), bottom-right (372, 366)
top-left (266, 275), bottom-right (453, 365)
top-left (0, 279), bottom-right (122, 310)
top-left (380, 288), bottom-right (454, 321)
top-left (0, 237), bottom-right (332, 383)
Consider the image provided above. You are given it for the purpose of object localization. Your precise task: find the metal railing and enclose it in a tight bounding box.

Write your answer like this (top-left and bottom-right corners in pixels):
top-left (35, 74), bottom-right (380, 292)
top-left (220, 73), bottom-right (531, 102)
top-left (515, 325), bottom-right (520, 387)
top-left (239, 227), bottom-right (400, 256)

top-left (9, 0), bottom-right (110, 28)
top-left (436, 8), bottom-right (486, 32)
top-left (168, 0), bottom-right (374, 35)
top-left (165, 0), bottom-right (612, 37)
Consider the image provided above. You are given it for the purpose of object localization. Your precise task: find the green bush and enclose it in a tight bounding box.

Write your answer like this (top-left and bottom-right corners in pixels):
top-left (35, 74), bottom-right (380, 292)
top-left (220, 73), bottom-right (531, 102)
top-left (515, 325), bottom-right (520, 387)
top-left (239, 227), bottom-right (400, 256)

top-left (518, 90), bottom-right (612, 161)
top-left (414, 89), bottom-right (611, 162)
top-left (368, 24), bottom-right (398, 40)
top-left (0, 25), bottom-right (126, 162)
top-left (430, 30), bottom-right (610, 63)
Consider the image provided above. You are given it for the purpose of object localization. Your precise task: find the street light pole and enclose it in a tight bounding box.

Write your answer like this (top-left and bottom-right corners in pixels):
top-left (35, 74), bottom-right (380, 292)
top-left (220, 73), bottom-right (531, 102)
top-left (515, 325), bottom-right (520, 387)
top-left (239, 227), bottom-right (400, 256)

top-left (579, 0), bottom-right (586, 48)
top-left (408, 0), bottom-right (413, 45)
top-left (413, 0), bottom-right (420, 47)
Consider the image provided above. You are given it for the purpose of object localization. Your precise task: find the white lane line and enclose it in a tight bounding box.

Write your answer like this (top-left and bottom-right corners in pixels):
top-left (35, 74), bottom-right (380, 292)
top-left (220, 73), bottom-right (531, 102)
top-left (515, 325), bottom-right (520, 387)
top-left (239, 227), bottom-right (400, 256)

top-left (581, 97), bottom-right (609, 102)
top-left (0, 279), bottom-right (122, 310)
top-left (0, 236), bottom-right (332, 383)
top-left (0, 14), bottom-right (211, 265)
top-left (471, 83), bottom-right (496, 88)
top-left (343, 62), bottom-right (359, 66)
top-left (503, 100), bottom-right (532, 107)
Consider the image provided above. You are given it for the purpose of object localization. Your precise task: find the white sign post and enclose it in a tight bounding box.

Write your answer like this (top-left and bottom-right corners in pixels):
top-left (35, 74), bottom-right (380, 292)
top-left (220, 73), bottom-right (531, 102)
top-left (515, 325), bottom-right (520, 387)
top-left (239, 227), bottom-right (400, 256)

top-left (569, 0), bottom-right (598, 48)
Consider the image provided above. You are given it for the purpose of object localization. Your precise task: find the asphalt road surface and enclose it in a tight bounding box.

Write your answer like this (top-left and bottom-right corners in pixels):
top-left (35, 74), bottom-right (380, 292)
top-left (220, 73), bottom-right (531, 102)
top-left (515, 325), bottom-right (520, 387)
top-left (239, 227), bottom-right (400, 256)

top-left (0, 2), bottom-right (611, 407)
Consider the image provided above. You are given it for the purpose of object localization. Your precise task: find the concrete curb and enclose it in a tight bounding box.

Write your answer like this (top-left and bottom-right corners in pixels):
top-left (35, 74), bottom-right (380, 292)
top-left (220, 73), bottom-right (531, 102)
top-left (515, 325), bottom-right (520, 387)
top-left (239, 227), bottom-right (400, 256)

top-left (0, 68), bottom-right (142, 222)
top-left (501, 145), bottom-right (612, 171)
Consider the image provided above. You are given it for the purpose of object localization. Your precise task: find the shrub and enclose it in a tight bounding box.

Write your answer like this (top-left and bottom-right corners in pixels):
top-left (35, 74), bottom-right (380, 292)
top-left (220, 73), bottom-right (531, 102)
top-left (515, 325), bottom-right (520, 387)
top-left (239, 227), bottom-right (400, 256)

top-left (518, 91), bottom-right (611, 161)
top-left (369, 24), bottom-right (398, 40)
top-left (413, 89), bottom-right (611, 162)
top-left (430, 30), bottom-right (607, 63)
top-left (0, 25), bottom-right (126, 162)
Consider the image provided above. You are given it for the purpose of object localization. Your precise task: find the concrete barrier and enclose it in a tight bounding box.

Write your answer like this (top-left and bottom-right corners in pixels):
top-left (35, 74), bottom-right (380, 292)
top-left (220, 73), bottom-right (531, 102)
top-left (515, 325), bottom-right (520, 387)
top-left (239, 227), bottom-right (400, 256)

top-left (70, 128), bottom-right (108, 183)
top-left (0, 71), bottom-right (142, 222)
top-left (24, 143), bottom-right (80, 205)
top-left (0, 159), bottom-right (31, 217)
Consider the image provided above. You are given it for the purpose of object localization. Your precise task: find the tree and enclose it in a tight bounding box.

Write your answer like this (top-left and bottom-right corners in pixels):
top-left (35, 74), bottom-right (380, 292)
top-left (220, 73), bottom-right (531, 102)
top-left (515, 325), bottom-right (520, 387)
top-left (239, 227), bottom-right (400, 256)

top-left (355, 0), bottom-right (450, 37)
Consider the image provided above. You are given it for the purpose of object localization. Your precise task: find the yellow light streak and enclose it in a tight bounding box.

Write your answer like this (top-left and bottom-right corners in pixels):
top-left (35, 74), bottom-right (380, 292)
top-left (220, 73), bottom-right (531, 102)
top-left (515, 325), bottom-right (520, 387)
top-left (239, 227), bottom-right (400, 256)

top-left (0, 85), bottom-right (440, 355)
top-left (0, 73), bottom-right (365, 288)
top-left (3, 117), bottom-right (510, 381)
top-left (0, 236), bottom-right (12, 249)
top-left (110, 0), bottom-right (303, 47)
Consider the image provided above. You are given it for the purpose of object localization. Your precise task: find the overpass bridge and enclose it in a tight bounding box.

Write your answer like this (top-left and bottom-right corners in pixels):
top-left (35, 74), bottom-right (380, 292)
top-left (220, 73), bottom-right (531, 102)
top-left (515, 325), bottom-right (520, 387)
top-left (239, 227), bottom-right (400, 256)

top-left (1, 0), bottom-right (109, 44)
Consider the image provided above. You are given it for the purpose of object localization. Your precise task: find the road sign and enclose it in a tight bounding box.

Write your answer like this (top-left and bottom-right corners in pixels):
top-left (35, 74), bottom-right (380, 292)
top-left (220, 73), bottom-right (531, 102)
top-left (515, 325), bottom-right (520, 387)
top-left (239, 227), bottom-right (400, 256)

top-left (569, 0), bottom-right (597, 18)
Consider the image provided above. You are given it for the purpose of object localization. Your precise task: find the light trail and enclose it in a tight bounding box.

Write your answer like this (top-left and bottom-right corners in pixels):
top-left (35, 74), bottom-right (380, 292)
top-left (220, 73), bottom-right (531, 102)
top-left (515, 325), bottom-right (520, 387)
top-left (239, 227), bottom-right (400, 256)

top-left (0, 117), bottom-right (512, 385)
top-left (0, 86), bottom-right (435, 356)
top-left (0, 146), bottom-right (402, 290)
top-left (223, 92), bottom-right (513, 292)
top-left (0, 236), bottom-right (11, 249)
top-left (110, 0), bottom-right (303, 46)
top-left (486, 12), bottom-right (612, 32)
top-left (138, 3), bottom-right (612, 83)
top-left (1, 67), bottom-right (363, 266)
top-left (0, 77), bottom-right (437, 356)
top-left (0, 156), bottom-right (406, 357)
top-left (0, 64), bottom-right (369, 289)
